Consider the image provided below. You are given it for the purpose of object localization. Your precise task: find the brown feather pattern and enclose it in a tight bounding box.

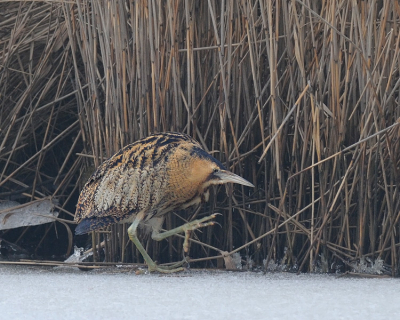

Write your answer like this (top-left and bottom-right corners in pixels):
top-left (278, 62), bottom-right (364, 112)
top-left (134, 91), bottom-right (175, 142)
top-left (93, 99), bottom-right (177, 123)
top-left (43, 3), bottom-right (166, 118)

top-left (74, 132), bottom-right (226, 234)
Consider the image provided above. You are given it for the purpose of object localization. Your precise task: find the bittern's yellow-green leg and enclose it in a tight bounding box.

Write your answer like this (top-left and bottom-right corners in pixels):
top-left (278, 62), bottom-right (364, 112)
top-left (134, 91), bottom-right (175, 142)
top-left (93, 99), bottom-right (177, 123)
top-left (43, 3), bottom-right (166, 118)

top-left (152, 214), bottom-right (218, 269)
top-left (128, 212), bottom-right (217, 273)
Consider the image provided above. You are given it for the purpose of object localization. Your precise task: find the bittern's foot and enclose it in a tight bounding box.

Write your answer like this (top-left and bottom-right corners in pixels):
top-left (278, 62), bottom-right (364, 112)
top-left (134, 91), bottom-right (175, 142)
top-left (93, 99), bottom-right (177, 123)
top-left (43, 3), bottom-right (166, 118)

top-left (182, 213), bottom-right (219, 231)
top-left (146, 256), bottom-right (192, 273)
top-left (160, 256), bottom-right (190, 270)
top-left (152, 213), bottom-right (219, 243)
top-left (147, 264), bottom-right (184, 274)
top-left (181, 214), bottom-right (219, 253)
top-left (136, 266), bottom-right (184, 274)
top-left (134, 258), bottom-right (185, 274)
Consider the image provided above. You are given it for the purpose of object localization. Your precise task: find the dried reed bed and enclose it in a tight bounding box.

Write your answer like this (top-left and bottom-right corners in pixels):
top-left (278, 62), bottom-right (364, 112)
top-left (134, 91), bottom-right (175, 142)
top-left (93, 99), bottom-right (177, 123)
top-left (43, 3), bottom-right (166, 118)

top-left (1, 1), bottom-right (400, 274)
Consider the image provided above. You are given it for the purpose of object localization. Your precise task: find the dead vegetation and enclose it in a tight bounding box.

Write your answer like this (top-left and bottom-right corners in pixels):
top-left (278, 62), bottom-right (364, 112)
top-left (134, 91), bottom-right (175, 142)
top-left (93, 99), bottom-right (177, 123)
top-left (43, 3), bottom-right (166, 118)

top-left (0, 1), bottom-right (399, 275)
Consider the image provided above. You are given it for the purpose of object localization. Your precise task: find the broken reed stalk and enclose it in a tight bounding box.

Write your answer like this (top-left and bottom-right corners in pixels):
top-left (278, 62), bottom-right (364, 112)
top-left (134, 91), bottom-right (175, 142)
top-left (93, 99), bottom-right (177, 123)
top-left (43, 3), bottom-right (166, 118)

top-left (1, 1), bottom-right (399, 274)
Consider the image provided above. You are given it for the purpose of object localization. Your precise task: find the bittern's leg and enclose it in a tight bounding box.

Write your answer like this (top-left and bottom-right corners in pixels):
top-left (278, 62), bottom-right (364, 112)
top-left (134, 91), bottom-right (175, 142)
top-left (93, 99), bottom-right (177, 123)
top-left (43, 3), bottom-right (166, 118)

top-left (147, 214), bottom-right (216, 270)
top-left (127, 212), bottom-right (183, 273)
top-left (150, 214), bottom-right (218, 269)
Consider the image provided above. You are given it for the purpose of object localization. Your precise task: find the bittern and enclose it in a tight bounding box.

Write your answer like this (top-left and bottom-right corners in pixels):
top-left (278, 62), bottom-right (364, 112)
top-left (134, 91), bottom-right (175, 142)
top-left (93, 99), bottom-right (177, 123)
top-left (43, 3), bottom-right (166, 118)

top-left (74, 132), bottom-right (254, 273)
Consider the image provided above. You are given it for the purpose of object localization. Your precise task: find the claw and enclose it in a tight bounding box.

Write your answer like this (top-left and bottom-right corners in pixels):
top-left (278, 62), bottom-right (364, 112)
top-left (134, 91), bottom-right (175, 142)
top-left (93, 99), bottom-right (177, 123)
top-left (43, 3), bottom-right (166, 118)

top-left (212, 221), bottom-right (222, 229)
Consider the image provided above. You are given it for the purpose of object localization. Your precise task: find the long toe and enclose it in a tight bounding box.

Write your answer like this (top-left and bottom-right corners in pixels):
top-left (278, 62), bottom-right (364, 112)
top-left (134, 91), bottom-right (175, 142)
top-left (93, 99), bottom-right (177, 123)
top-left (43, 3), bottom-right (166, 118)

top-left (148, 265), bottom-right (184, 273)
top-left (184, 213), bottom-right (219, 232)
top-left (164, 257), bottom-right (189, 270)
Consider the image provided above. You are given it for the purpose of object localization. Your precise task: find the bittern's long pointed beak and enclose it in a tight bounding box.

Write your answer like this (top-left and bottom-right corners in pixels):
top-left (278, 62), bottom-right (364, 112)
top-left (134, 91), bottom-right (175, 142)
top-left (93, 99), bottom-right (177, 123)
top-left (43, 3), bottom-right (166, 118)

top-left (215, 170), bottom-right (255, 188)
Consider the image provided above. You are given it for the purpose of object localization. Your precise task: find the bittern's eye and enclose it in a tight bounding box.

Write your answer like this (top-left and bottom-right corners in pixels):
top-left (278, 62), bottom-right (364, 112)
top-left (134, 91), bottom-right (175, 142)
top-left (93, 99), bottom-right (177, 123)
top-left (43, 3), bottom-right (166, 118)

top-left (213, 168), bottom-right (219, 173)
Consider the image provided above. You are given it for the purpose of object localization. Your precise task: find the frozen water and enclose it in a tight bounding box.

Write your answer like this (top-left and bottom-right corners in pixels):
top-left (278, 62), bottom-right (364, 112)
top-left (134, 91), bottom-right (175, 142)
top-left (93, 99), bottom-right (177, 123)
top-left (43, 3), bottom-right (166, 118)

top-left (63, 246), bottom-right (93, 264)
top-left (349, 257), bottom-right (385, 275)
top-left (231, 252), bottom-right (242, 270)
top-left (0, 265), bottom-right (399, 320)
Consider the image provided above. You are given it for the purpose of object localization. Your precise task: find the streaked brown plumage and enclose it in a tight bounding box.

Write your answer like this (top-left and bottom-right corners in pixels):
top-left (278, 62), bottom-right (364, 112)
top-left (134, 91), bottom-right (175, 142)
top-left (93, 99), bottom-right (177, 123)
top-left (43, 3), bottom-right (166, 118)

top-left (74, 132), bottom-right (254, 273)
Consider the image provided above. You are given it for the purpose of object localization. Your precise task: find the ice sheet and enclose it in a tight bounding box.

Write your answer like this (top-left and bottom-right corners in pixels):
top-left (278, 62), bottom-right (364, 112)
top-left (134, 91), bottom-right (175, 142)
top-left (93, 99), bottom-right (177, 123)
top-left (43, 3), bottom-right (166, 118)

top-left (0, 265), bottom-right (399, 320)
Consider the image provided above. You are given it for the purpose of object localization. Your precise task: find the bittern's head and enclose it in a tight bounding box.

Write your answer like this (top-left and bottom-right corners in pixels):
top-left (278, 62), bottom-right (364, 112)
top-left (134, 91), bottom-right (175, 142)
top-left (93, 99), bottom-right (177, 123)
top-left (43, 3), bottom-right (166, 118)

top-left (187, 146), bottom-right (255, 192)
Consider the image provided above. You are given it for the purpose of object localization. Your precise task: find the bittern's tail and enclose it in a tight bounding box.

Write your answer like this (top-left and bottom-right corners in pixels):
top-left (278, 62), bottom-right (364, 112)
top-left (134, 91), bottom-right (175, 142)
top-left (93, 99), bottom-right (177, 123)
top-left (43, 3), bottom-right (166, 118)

top-left (75, 216), bottom-right (116, 235)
